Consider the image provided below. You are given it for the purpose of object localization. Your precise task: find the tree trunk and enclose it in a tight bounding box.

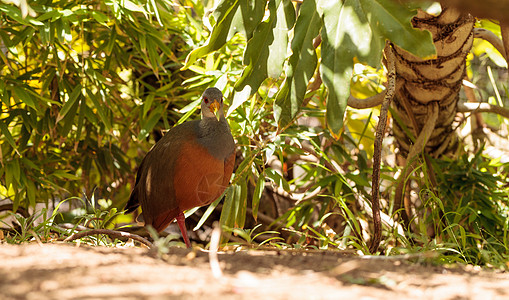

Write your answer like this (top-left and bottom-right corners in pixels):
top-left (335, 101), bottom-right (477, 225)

top-left (388, 8), bottom-right (474, 226)
top-left (391, 8), bottom-right (474, 158)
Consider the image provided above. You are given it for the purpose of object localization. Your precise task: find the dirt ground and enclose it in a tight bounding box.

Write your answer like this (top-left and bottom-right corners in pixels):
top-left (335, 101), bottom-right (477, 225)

top-left (0, 243), bottom-right (508, 300)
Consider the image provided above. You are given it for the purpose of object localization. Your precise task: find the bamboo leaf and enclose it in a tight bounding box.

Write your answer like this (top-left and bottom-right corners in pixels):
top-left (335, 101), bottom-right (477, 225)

top-left (320, 0), bottom-right (354, 138)
top-left (146, 38), bottom-right (160, 75)
top-left (193, 198), bottom-right (222, 231)
top-left (26, 179), bottom-right (36, 208)
top-left (12, 158), bottom-right (21, 184)
top-left (13, 86), bottom-right (37, 111)
top-left (137, 105), bottom-right (163, 140)
top-left (265, 168), bottom-right (290, 192)
top-left (252, 174), bottom-right (265, 221)
top-left (86, 88), bottom-right (112, 130)
top-left (57, 84), bottom-right (82, 124)
top-left (235, 179), bottom-right (248, 228)
top-left (219, 185), bottom-right (236, 233)
top-left (0, 120), bottom-right (18, 151)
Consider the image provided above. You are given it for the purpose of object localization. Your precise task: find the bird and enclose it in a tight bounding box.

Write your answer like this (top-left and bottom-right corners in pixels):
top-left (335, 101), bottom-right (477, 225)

top-left (125, 87), bottom-right (235, 248)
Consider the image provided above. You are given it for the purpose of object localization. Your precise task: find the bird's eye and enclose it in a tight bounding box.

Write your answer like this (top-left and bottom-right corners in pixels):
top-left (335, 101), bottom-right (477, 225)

top-left (203, 97), bottom-right (209, 104)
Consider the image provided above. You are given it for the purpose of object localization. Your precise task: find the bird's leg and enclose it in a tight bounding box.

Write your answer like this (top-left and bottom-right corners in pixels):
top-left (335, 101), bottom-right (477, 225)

top-left (176, 211), bottom-right (191, 248)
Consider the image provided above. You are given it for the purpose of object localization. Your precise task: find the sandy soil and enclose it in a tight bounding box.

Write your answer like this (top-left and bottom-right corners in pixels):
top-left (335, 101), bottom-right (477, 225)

top-left (0, 243), bottom-right (508, 300)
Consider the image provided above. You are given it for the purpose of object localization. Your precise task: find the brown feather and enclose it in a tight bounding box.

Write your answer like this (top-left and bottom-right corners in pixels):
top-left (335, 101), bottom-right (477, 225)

top-left (125, 87), bottom-right (235, 246)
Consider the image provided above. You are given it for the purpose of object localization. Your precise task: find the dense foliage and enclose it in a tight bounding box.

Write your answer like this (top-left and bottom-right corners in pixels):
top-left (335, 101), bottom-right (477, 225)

top-left (1, 0), bottom-right (508, 268)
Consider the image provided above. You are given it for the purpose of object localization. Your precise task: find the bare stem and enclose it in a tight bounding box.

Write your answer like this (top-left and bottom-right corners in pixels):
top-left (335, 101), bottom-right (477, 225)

top-left (63, 229), bottom-right (152, 247)
top-left (369, 43), bottom-right (396, 254)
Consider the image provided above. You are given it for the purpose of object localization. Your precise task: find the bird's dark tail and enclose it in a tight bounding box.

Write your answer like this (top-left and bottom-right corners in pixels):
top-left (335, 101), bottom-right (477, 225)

top-left (124, 188), bottom-right (140, 214)
top-left (125, 161), bottom-right (145, 214)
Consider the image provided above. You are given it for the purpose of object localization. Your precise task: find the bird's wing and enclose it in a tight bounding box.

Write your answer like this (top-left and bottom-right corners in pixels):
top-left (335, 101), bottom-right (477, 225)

top-left (136, 124), bottom-right (196, 230)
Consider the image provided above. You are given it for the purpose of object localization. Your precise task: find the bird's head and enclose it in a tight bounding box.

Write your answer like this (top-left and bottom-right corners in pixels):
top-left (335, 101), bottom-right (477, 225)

top-left (201, 87), bottom-right (224, 121)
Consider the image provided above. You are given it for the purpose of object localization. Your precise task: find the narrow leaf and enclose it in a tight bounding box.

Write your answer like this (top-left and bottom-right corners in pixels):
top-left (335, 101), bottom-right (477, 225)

top-left (57, 84), bottom-right (82, 123)
top-left (86, 89), bottom-right (112, 130)
top-left (274, 0), bottom-right (321, 130)
top-left (252, 174), bottom-right (265, 221)
top-left (26, 179), bottom-right (36, 208)
top-left (235, 180), bottom-right (248, 228)
top-left (13, 86), bottom-right (37, 110)
top-left (137, 105), bottom-right (163, 140)
top-left (0, 120), bottom-right (18, 151)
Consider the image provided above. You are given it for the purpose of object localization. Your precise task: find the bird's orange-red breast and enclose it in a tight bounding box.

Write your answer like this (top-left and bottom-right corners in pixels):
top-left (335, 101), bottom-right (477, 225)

top-left (125, 87), bottom-right (235, 247)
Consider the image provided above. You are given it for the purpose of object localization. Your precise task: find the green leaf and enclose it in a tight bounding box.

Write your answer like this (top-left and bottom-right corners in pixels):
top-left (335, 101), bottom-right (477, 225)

top-left (0, 4), bottom-right (30, 26)
top-left (0, 120), bottom-right (18, 151)
top-left (183, 0), bottom-right (265, 70)
top-left (137, 105), bottom-right (163, 141)
top-left (360, 0), bottom-right (435, 58)
top-left (57, 84), bottom-right (82, 123)
top-left (182, 0), bottom-right (240, 69)
top-left (51, 170), bottom-right (79, 180)
top-left (143, 94), bottom-right (155, 118)
top-left (219, 185), bottom-right (237, 233)
top-left (320, 0), bottom-right (356, 137)
top-left (146, 38), bottom-right (160, 75)
top-left (11, 158), bottom-right (21, 184)
top-left (252, 174), bottom-right (265, 220)
top-left (60, 97), bottom-right (80, 137)
top-left (13, 86), bottom-right (37, 111)
top-left (318, 0), bottom-right (435, 137)
top-left (229, 0), bottom-right (295, 115)
top-left (86, 88), bottom-right (112, 130)
top-left (26, 179), bottom-right (36, 208)
top-left (265, 168), bottom-right (290, 192)
top-left (91, 11), bottom-right (109, 25)
top-left (106, 26), bottom-right (117, 55)
top-left (274, 0), bottom-right (321, 130)
top-left (235, 179), bottom-right (248, 228)
top-left (37, 10), bottom-right (61, 22)
top-left (222, 0), bottom-right (266, 41)
top-left (193, 198), bottom-right (222, 231)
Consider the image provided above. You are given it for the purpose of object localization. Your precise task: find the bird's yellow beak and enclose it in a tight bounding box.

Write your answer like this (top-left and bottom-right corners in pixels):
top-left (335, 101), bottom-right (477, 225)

top-left (209, 100), bottom-right (221, 121)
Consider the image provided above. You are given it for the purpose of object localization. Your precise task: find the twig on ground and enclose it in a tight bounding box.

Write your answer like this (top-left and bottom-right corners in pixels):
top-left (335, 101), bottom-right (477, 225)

top-left (0, 204), bottom-right (30, 218)
top-left (63, 229), bottom-right (152, 247)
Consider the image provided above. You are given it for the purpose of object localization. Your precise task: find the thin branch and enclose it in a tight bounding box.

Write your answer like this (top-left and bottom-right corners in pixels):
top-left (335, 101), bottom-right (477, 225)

top-left (347, 91), bottom-right (386, 109)
top-left (458, 102), bottom-right (509, 119)
top-left (266, 183), bottom-right (322, 203)
top-left (462, 78), bottom-right (485, 128)
top-left (0, 204), bottom-right (30, 218)
top-left (499, 22), bottom-right (509, 65)
top-left (63, 229), bottom-right (152, 247)
top-left (369, 43), bottom-right (396, 254)
top-left (394, 102), bottom-right (439, 227)
top-left (473, 28), bottom-right (507, 61)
